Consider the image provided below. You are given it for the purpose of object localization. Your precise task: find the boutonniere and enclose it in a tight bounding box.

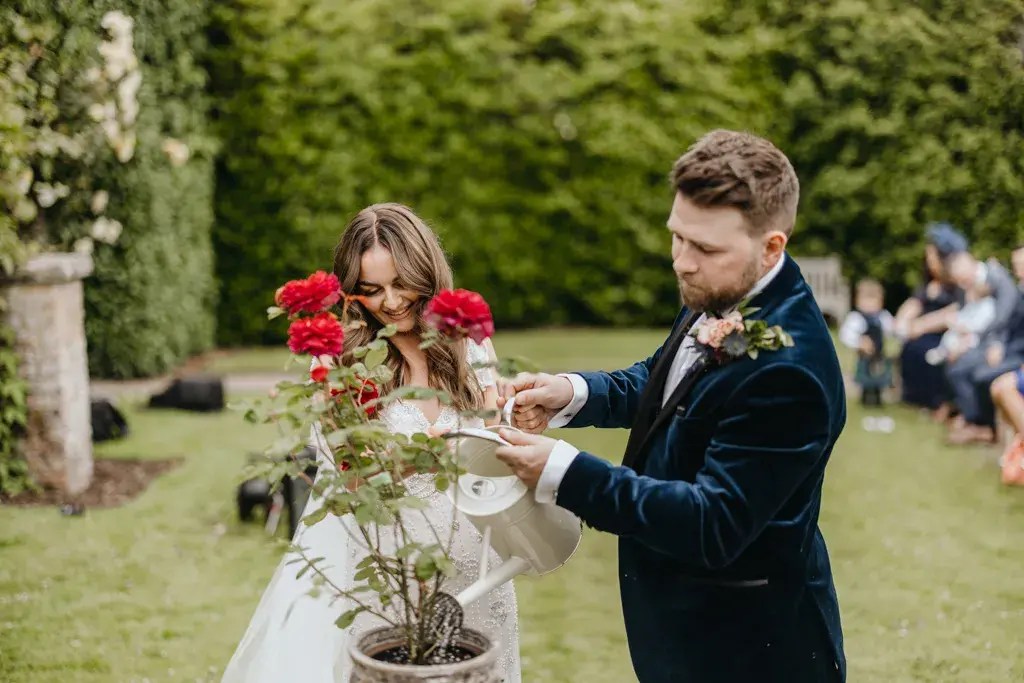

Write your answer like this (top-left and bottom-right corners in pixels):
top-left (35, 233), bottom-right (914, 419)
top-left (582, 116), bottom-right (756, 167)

top-left (691, 300), bottom-right (794, 364)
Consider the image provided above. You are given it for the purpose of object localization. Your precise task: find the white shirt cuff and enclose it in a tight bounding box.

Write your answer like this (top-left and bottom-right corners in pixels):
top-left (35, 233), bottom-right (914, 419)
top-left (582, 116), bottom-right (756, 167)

top-left (535, 439), bottom-right (579, 504)
top-left (548, 373), bottom-right (589, 428)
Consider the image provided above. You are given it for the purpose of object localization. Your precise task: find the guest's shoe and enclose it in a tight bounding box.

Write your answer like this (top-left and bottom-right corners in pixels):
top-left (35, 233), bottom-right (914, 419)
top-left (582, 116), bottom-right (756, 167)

top-left (1000, 436), bottom-right (1024, 486)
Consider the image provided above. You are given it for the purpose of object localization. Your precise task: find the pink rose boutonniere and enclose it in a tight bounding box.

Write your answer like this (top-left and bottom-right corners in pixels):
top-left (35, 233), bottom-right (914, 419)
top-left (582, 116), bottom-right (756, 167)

top-left (691, 301), bottom-right (794, 364)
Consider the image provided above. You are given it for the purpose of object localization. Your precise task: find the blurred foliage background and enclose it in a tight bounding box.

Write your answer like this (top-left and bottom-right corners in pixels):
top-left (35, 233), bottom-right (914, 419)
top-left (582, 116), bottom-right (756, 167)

top-left (3, 0), bottom-right (1024, 361)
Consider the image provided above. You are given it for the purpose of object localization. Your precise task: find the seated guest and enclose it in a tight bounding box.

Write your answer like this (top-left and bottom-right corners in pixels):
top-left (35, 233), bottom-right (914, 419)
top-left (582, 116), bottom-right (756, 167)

top-left (987, 244), bottom-right (1024, 469)
top-left (992, 366), bottom-right (1024, 485)
top-left (946, 251), bottom-right (1024, 444)
top-left (894, 223), bottom-right (966, 418)
top-left (924, 278), bottom-right (995, 366)
top-left (1013, 243), bottom-right (1024, 286)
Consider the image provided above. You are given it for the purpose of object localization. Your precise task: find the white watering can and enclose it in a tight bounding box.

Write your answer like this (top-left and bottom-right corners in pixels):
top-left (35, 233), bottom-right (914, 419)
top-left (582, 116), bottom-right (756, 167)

top-left (442, 399), bottom-right (583, 609)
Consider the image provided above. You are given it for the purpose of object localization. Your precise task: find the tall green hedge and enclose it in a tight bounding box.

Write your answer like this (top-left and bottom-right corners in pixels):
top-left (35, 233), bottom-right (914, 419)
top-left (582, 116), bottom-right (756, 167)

top-left (88, 0), bottom-right (217, 377)
top-left (702, 0), bottom-right (1024, 301)
top-left (5, 0), bottom-right (216, 378)
top-left (212, 0), bottom-right (1024, 342)
top-left (208, 0), bottom-right (768, 344)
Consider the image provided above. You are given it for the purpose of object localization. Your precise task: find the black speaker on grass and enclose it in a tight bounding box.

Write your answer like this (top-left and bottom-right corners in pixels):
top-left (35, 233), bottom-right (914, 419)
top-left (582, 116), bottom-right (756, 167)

top-left (91, 398), bottom-right (129, 442)
top-left (148, 375), bottom-right (225, 412)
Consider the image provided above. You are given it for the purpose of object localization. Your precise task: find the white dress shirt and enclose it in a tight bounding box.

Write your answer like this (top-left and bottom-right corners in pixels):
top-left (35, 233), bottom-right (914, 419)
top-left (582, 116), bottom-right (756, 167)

top-left (837, 309), bottom-right (895, 351)
top-left (533, 254), bottom-right (789, 504)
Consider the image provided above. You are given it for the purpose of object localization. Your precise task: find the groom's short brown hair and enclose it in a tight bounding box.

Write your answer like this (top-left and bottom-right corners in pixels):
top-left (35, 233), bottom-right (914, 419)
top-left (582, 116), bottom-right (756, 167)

top-left (670, 130), bottom-right (800, 235)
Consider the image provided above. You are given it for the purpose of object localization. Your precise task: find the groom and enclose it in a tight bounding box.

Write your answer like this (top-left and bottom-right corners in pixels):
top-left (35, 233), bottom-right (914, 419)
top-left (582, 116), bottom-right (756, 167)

top-left (495, 130), bottom-right (846, 683)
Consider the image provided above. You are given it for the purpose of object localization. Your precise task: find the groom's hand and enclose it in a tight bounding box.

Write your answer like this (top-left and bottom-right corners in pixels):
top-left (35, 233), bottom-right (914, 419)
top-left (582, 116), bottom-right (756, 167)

top-left (494, 428), bottom-right (557, 489)
top-left (496, 372), bottom-right (574, 434)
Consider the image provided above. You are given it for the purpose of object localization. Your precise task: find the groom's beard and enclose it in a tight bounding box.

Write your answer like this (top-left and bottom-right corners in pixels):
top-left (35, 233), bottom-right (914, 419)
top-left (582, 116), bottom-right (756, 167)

top-left (678, 258), bottom-right (761, 314)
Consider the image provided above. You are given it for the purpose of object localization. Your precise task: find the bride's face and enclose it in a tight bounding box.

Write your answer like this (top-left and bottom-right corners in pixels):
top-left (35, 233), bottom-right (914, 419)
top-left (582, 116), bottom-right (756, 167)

top-left (356, 245), bottom-right (421, 332)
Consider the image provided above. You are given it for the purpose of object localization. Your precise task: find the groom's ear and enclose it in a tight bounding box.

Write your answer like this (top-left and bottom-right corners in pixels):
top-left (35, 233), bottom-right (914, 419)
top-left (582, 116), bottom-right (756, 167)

top-left (763, 230), bottom-right (787, 262)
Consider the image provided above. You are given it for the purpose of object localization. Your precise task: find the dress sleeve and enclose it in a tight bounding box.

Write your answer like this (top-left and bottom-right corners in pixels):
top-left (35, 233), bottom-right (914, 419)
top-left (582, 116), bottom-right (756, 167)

top-left (466, 339), bottom-right (497, 388)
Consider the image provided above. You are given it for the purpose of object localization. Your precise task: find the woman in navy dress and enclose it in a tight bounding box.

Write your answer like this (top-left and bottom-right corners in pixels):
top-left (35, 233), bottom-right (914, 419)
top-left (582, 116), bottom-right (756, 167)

top-left (895, 224), bottom-right (966, 415)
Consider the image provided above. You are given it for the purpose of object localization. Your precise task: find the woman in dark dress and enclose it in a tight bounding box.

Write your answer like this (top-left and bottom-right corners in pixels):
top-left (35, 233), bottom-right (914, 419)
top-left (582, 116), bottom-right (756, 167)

top-left (895, 224), bottom-right (966, 416)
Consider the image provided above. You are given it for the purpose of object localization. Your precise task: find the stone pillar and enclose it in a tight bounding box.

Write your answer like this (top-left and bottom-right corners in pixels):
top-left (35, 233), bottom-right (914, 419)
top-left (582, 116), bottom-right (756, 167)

top-left (1, 252), bottom-right (94, 495)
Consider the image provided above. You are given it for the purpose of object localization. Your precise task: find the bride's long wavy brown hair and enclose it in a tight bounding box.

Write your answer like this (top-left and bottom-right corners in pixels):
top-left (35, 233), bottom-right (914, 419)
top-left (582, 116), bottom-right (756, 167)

top-left (332, 203), bottom-right (483, 412)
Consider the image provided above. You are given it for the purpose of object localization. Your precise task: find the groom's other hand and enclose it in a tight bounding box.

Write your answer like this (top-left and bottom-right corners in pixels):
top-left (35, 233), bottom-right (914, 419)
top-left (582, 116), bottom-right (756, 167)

top-left (494, 429), bottom-right (557, 488)
top-left (497, 373), bottom-right (574, 433)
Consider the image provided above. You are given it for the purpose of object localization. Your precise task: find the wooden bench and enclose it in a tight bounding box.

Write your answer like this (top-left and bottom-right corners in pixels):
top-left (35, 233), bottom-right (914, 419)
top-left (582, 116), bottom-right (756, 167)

top-left (792, 255), bottom-right (850, 326)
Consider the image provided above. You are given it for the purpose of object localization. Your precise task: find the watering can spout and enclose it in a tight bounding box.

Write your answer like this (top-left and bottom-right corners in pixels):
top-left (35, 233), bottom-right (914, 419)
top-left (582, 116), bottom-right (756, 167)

top-left (455, 556), bottom-right (532, 608)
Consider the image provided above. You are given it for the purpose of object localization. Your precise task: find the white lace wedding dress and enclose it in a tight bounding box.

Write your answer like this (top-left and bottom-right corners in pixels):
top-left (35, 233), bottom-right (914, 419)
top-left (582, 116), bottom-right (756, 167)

top-left (222, 341), bottom-right (521, 683)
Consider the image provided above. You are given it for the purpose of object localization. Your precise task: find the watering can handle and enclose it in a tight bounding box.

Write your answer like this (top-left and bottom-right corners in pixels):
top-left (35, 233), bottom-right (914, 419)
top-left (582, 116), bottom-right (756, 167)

top-left (501, 393), bottom-right (516, 427)
top-left (455, 556), bottom-right (531, 608)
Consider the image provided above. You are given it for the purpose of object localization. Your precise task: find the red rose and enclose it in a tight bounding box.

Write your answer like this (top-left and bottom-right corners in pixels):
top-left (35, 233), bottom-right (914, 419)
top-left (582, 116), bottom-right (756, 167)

top-left (331, 378), bottom-right (379, 417)
top-left (356, 379), bottom-right (380, 417)
top-left (424, 289), bottom-right (495, 344)
top-left (287, 312), bottom-right (344, 356)
top-left (310, 365), bottom-right (329, 383)
top-left (275, 271), bottom-right (342, 316)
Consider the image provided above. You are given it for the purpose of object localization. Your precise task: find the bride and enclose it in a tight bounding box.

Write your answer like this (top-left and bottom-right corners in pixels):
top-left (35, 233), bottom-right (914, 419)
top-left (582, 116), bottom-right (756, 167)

top-left (222, 203), bottom-right (522, 682)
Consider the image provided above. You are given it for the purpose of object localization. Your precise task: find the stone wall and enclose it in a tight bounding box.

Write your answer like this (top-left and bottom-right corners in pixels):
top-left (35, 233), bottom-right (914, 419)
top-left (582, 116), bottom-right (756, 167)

top-left (1, 253), bottom-right (94, 495)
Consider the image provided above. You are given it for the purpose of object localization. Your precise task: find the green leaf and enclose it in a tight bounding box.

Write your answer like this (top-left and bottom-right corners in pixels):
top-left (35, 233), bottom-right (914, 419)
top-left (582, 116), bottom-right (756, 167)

top-left (267, 434), bottom-right (302, 458)
top-left (367, 471), bottom-right (393, 488)
top-left (303, 506), bottom-right (329, 526)
top-left (354, 504), bottom-right (374, 526)
top-left (364, 340), bottom-right (389, 369)
top-left (388, 386), bottom-right (447, 402)
top-left (357, 462), bottom-right (382, 477)
top-left (325, 429), bottom-right (349, 448)
top-left (415, 452), bottom-right (435, 470)
top-left (396, 543), bottom-right (421, 559)
top-left (414, 554), bottom-right (437, 581)
top-left (434, 555), bottom-right (456, 578)
top-left (335, 607), bottom-right (367, 630)
top-left (398, 495), bottom-right (430, 510)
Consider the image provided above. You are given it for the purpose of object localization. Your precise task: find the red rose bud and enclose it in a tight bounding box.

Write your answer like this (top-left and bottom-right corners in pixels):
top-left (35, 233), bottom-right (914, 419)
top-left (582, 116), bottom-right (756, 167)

top-left (424, 289), bottom-right (495, 344)
top-left (310, 365), bottom-right (329, 383)
top-left (275, 271), bottom-right (342, 316)
top-left (287, 312), bottom-right (344, 357)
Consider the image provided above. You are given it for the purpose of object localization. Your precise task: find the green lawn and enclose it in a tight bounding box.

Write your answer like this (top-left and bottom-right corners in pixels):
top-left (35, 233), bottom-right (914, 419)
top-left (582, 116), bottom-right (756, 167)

top-left (3, 330), bottom-right (1024, 682)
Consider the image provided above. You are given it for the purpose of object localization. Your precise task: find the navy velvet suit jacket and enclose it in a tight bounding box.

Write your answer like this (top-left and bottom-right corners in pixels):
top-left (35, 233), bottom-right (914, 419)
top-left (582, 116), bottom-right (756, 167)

top-left (555, 255), bottom-right (847, 683)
